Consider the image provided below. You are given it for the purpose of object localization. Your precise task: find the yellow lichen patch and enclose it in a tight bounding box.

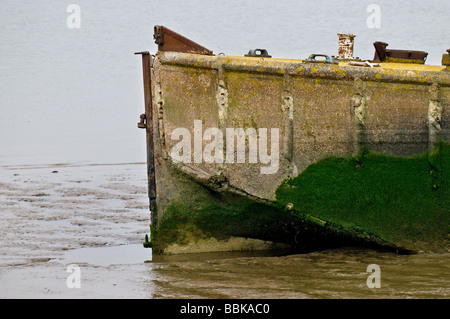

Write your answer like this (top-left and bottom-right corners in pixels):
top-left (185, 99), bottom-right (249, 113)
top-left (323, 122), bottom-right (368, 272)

top-left (375, 74), bottom-right (382, 80)
top-left (295, 79), bottom-right (305, 87)
top-left (380, 62), bottom-right (445, 72)
top-left (311, 67), bottom-right (318, 74)
top-left (332, 66), bottom-right (346, 76)
top-left (270, 79), bottom-right (279, 85)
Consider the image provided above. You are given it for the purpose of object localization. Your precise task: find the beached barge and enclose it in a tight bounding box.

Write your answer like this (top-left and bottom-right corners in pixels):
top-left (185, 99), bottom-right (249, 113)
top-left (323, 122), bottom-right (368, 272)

top-left (137, 26), bottom-right (450, 254)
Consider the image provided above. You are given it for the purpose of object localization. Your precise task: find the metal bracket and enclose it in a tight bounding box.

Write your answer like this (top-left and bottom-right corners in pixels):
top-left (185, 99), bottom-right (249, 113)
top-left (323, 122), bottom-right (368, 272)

top-left (442, 49), bottom-right (450, 67)
top-left (307, 54), bottom-right (334, 63)
top-left (245, 49), bottom-right (271, 58)
top-left (305, 54), bottom-right (340, 64)
top-left (137, 113), bottom-right (147, 129)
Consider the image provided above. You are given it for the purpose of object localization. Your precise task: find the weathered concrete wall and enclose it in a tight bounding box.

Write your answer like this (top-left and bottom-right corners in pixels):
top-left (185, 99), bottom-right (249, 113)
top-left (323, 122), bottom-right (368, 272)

top-left (152, 52), bottom-right (449, 201)
top-left (147, 52), bottom-right (449, 253)
top-left (441, 86), bottom-right (450, 142)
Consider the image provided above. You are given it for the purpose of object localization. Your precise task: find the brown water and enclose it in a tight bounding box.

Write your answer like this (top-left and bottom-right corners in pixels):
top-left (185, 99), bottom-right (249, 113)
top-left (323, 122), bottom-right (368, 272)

top-left (150, 249), bottom-right (449, 299)
top-left (0, 164), bottom-right (448, 299)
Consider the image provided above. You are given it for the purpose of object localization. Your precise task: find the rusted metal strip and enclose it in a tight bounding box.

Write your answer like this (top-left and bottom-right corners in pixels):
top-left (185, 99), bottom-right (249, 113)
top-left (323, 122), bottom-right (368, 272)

top-left (373, 41), bottom-right (428, 64)
top-left (442, 49), bottom-right (450, 67)
top-left (135, 51), bottom-right (157, 203)
top-left (153, 25), bottom-right (212, 55)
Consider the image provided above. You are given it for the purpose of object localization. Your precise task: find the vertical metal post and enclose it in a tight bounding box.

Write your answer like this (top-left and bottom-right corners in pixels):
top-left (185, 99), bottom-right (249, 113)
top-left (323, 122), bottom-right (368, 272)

top-left (135, 51), bottom-right (157, 212)
top-left (337, 33), bottom-right (356, 59)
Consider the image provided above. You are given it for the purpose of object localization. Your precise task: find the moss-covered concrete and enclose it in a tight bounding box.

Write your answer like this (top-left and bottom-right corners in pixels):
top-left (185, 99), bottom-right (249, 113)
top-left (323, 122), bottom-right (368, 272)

top-left (276, 141), bottom-right (450, 252)
top-left (145, 51), bottom-right (450, 255)
top-left (149, 142), bottom-right (449, 254)
top-left (150, 186), bottom-right (402, 255)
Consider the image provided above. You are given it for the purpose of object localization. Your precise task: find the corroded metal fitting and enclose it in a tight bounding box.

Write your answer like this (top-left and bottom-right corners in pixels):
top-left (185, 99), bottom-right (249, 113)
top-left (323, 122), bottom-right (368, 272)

top-left (337, 33), bottom-right (356, 59)
top-left (443, 49), bottom-right (450, 67)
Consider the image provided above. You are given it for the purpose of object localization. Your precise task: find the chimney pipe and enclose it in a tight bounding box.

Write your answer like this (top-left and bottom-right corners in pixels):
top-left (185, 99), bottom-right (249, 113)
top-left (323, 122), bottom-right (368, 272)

top-left (337, 33), bottom-right (356, 59)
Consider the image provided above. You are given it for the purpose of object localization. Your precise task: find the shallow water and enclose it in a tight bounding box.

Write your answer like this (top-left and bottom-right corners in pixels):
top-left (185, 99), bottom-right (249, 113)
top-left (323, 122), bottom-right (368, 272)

top-left (1, 0), bottom-right (449, 299)
top-left (149, 248), bottom-right (449, 299)
top-left (0, 163), bottom-right (448, 299)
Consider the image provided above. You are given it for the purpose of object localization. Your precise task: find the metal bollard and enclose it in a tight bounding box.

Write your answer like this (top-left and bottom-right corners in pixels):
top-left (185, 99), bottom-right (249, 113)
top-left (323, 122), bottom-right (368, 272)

top-left (337, 33), bottom-right (356, 59)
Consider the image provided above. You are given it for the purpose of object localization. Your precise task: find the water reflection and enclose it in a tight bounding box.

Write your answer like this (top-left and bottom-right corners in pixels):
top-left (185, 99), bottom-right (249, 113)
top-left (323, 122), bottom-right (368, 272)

top-left (149, 248), bottom-right (449, 299)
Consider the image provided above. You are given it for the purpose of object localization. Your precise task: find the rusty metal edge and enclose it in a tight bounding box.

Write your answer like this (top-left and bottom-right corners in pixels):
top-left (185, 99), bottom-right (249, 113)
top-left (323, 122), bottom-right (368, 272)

top-left (154, 25), bottom-right (213, 56)
top-left (135, 51), bottom-right (157, 210)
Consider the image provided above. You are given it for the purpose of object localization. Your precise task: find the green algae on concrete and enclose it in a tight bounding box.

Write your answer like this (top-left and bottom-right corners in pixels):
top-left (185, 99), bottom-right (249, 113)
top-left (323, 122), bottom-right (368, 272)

top-left (150, 189), bottom-right (380, 255)
top-left (149, 164), bottom-right (415, 254)
top-left (275, 142), bottom-right (450, 252)
top-left (149, 141), bottom-right (449, 254)
top-left (150, 192), bottom-right (291, 254)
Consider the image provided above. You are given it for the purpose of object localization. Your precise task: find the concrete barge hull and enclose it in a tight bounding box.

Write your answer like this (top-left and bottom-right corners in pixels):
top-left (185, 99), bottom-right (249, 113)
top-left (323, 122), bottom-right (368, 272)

top-left (138, 49), bottom-right (450, 254)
